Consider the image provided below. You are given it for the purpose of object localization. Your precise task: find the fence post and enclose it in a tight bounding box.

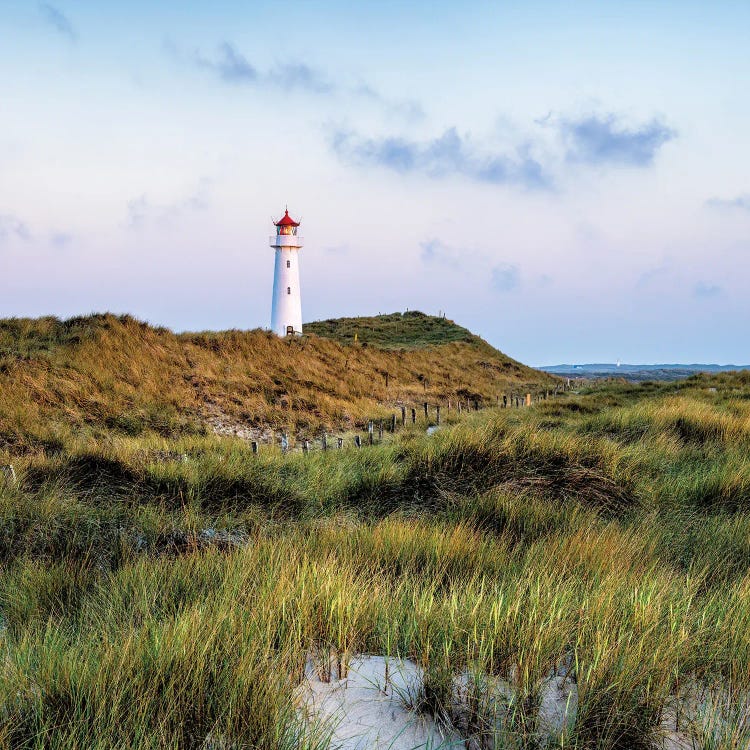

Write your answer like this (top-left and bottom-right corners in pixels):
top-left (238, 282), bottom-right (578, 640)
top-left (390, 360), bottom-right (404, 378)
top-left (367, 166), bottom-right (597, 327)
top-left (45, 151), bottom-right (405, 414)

top-left (303, 440), bottom-right (310, 454)
top-left (423, 402), bottom-right (428, 420)
top-left (322, 433), bottom-right (327, 451)
top-left (436, 405), bottom-right (441, 425)
top-left (355, 435), bottom-right (361, 449)
top-left (368, 421), bottom-right (374, 445)
top-left (251, 441), bottom-right (258, 454)
top-left (458, 401), bottom-right (462, 414)
top-left (401, 406), bottom-right (406, 425)
top-left (378, 420), bottom-right (383, 440)
top-left (526, 393), bottom-right (532, 407)
top-left (337, 437), bottom-right (343, 449)
top-left (503, 395), bottom-right (507, 409)
top-left (281, 434), bottom-right (289, 453)
top-left (411, 407), bottom-right (417, 424)
top-left (1, 464), bottom-right (17, 485)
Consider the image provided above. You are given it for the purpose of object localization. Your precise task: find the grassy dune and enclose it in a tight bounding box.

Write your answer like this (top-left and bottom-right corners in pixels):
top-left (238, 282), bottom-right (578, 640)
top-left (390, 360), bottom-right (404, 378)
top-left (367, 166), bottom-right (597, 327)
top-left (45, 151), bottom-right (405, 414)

top-left (304, 311), bottom-right (477, 349)
top-left (0, 312), bottom-right (552, 452)
top-left (1, 371), bottom-right (750, 747)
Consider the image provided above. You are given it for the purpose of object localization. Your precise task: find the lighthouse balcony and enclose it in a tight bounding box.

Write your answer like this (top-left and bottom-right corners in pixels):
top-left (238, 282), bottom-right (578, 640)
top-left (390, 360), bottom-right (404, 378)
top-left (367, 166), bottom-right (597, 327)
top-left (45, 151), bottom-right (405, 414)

top-left (270, 235), bottom-right (304, 248)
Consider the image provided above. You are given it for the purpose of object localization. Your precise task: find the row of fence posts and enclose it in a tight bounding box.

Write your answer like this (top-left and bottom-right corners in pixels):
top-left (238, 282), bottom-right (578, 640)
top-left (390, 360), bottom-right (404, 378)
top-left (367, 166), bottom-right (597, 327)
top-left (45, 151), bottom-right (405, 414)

top-left (0, 390), bottom-right (571, 478)
top-left (247, 386), bottom-right (569, 455)
top-left (0, 386), bottom-right (574, 468)
top-left (0, 386), bottom-right (574, 470)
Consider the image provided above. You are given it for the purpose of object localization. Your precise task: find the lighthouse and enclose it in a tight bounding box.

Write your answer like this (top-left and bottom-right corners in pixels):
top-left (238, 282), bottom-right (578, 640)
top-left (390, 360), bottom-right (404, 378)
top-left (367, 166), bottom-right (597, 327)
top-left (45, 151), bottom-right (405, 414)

top-left (270, 208), bottom-right (303, 336)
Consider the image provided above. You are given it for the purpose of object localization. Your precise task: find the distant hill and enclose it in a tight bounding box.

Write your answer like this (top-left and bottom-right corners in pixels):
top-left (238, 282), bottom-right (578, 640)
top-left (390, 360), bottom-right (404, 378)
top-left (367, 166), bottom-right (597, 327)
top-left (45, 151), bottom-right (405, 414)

top-left (541, 362), bottom-right (750, 382)
top-left (0, 312), bottom-right (555, 450)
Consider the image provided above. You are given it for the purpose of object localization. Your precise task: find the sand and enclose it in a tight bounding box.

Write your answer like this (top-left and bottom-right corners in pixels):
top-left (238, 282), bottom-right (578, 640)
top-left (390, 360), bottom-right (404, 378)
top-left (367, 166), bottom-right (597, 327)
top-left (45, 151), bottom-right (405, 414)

top-left (296, 654), bottom-right (578, 749)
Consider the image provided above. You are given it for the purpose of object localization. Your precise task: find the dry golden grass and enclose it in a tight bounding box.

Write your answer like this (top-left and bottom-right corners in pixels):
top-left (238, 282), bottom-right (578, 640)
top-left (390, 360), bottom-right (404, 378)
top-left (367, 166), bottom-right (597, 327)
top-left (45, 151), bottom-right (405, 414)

top-left (0, 312), bottom-right (555, 447)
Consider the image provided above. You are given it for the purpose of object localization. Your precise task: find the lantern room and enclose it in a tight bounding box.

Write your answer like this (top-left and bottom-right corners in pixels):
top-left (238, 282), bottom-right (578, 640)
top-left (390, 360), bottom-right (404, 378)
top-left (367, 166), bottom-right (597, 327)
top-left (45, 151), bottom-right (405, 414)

top-left (274, 208), bottom-right (300, 236)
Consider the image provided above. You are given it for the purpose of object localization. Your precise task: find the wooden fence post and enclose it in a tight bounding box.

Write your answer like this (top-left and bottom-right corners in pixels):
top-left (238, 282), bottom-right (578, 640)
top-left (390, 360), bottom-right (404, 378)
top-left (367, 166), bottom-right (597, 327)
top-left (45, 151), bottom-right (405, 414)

top-left (281, 434), bottom-right (289, 453)
top-left (355, 435), bottom-right (361, 449)
top-left (423, 402), bottom-right (428, 420)
top-left (458, 401), bottom-right (462, 414)
top-left (526, 393), bottom-right (532, 407)
top-left (251, 441), bottom-right (258, 454)
top-left (303, 440), bottom-right (310, 453)
top-left (391, 414), bottom-right (397, 432)
top-left (322, 433), bottom-right (327, 451)
top-left (368, 421), bottom-right (374, 445)
top-left (436, 405), bottom-right (441, 425)
top-left (378, 420), bottom-right (383, 440)
top-left (1, 464), bottom-right (17, 485)
top-left (337, 437), bottom-right (343, 449)
top-left (411, 408), bottom-right (417, 424)
top-left (401, 406), bottom-right (406, 425)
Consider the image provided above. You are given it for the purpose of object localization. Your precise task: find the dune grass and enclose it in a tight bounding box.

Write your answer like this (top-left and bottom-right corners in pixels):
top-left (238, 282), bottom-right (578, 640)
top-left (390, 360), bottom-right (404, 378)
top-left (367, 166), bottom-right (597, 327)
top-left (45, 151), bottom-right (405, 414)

top-left (0, 313), bottom-right (553, 453)
top-left (1, 374), bottom-right (750, 747)
top-left (304, 310), bottom-right (477, 349)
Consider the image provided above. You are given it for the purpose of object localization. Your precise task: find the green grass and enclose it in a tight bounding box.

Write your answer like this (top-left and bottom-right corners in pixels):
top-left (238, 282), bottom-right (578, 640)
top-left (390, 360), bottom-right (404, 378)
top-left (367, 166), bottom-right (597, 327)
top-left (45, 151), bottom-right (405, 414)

top-left (1, 375), bottom-right (750, 747)
top-left (304, 310), bottom-right (478, 349)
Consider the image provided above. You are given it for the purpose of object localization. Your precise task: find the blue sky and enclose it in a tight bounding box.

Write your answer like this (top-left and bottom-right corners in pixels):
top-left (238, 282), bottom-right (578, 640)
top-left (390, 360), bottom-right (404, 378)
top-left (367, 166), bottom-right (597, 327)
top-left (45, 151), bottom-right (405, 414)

top-left (1, 1), bottom-right (749, 364)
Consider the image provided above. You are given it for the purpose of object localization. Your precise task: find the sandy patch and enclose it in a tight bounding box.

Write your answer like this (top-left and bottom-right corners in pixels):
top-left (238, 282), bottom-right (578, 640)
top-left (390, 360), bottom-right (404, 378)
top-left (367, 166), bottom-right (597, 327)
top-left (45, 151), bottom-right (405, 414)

top-left (296, 654), bottom-right (579, 749)
top-left (297, 655), bottom-right (463, 749)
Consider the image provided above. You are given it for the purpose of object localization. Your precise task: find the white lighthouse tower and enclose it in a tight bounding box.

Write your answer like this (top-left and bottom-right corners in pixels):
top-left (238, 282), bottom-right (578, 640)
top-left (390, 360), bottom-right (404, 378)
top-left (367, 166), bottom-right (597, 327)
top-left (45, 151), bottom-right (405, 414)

top-left (269, 208), bottom-right (303, 336)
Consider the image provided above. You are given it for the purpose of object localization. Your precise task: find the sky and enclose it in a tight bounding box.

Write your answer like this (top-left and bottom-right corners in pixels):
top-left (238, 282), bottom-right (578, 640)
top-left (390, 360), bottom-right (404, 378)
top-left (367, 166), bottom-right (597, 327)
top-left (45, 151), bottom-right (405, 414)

top-left (1, 1), bottom-right (749, 365)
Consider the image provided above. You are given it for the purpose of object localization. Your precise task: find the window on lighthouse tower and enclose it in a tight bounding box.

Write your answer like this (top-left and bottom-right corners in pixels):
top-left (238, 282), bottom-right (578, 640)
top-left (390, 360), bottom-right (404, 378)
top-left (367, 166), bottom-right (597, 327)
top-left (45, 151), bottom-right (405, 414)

top-left (286, 260), bottom-right (290, 268)
top-left (287, 287), bottom-right (291, 295)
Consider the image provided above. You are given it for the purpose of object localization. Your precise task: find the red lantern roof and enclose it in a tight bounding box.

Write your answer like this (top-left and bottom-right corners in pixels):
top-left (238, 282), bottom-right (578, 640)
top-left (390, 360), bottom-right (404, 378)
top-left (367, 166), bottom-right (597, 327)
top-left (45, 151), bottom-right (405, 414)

top-left (274, 209), bottom-right (300, 227)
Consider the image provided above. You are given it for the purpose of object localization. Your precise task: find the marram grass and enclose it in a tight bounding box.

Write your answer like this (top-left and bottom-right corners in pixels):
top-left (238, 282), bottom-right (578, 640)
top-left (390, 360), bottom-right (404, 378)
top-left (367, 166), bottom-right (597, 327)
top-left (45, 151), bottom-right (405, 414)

top-left (0, 375), bottom-right (750, 747)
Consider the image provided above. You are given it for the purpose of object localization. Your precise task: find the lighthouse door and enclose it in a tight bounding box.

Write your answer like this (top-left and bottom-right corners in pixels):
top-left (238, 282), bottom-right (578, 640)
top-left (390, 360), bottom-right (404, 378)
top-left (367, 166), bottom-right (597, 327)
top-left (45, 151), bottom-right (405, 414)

top-left (286, 325), bottom-right (294, 336)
